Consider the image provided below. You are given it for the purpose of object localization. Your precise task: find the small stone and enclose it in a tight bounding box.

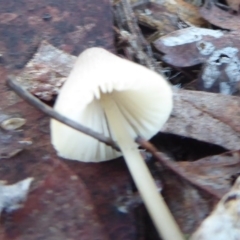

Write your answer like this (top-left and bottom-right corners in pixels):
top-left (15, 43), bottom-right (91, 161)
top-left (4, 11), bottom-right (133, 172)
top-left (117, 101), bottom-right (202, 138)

top-left (1, 118), bottom-right (26, 130)
top-left (42, 13), bottom-right (52, 21)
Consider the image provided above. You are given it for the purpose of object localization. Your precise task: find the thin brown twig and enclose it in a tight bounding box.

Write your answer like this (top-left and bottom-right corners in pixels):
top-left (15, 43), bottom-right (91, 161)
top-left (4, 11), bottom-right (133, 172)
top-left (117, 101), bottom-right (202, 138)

top-left (112, 0), bottom-right (163, 74)
top-left (136, 136), bottom-right (222, 200)
top-left (7, 77), bottom-right (120, 152)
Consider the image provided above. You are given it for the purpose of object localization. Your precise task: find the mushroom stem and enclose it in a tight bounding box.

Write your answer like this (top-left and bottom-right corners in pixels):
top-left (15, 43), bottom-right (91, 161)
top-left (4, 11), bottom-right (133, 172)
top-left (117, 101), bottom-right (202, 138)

top-left (101, 95), bottom-right (184, 240)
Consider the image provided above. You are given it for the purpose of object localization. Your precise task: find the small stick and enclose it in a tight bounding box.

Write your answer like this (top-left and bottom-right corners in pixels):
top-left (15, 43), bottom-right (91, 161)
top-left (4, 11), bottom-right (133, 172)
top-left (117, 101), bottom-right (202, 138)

top-left (7, 77), bottom-right (120, 151)
top-left (112, 0), bottom-right (163, 74)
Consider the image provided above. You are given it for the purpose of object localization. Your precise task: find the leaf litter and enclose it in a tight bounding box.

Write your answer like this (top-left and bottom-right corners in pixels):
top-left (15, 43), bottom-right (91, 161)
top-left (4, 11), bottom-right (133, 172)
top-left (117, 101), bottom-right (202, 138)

top-left (1, 0), bottom-right (240, 239)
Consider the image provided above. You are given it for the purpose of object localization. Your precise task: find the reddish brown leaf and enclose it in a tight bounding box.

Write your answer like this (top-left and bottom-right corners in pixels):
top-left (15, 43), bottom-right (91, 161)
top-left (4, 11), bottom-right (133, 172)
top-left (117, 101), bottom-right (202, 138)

top-left (0, 70), bottom-right (140, 240)
top-left (0, 1), bottom-right (144, 239)
top-left (0, 163), bottom-right (108, 240)
top-left (0, 0), bottom-right (114, 70)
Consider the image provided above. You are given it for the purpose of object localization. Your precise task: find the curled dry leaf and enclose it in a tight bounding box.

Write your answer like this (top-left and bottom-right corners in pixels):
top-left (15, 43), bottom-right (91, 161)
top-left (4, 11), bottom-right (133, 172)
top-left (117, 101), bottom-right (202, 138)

top-left (162, 89), bottom-right (240, 150)
top-left (190, 175), bottom-right (240, 240)
top-left (16, 41), bottom-right (76, 101)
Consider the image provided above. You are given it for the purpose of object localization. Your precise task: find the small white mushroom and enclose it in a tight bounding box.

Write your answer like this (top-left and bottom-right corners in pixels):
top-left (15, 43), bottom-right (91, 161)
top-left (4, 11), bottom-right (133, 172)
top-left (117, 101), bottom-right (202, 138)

top-left (50, 48), bottom-right (183, 240)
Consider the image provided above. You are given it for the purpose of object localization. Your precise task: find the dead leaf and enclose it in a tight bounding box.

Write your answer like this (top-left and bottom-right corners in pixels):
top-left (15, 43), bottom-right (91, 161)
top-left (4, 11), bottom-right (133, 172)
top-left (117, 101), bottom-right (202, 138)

top-left (147, 148), bottom-right (240, 234)
top-left (0, 164), bottom-right (108, 240)
top-left (0, 0), bottom-right (114, 69)
top-left (134, 2), bottom-right (179, 35)
top-left (163, 89), bottom-right (240, 150)
top-left (226, 0), bottom-right (240, 11)
top-left (200, 0), bottom-right (240, 31)
top-left (153, 159), bottom-right (217, 234)
top-left (134, 1), bottom-right (207, 37)
top-left (16, 41), bottom-right (76, 101)
top-left (177, 151), bottom-right (240, 197)
top-left (163, 0), bottom-right (207, 27)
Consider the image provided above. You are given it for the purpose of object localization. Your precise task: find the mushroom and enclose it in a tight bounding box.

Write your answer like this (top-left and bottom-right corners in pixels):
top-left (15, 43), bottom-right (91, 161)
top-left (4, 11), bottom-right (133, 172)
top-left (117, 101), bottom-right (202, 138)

top-left (50, 48), bottom-right (183, 240)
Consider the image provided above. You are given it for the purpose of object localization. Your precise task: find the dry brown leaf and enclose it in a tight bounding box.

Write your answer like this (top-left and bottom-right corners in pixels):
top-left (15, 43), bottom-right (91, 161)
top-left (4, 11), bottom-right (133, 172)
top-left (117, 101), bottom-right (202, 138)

top-left (200, 0), bottom-right (240, 31)
top-left (226, 0), bottom-right (240, 11)
top-left (134, 1), bottom-right (207, 37)
top-left (16, 41), bottom-right (76, 101)
top-left (0, 164), bottom-right (108, 240)
top-left (150, 150), bottom-right (240, 234)
top-left (164, 0), bottom-right (207, 27)
top-left (177, 151), bottom-right (240, 197)
top-left (163, 89), bottom-right (240, 150)
top-left (0, 0), bottom-right (114, 69)
top-left (134, 2), bottom-right (179, 35)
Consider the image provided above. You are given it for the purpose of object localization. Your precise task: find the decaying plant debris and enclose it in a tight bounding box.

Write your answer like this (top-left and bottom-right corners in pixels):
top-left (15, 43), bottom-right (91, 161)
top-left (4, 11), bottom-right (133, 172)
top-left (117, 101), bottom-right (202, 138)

top-left (1, 0), bottom-right (240, 239)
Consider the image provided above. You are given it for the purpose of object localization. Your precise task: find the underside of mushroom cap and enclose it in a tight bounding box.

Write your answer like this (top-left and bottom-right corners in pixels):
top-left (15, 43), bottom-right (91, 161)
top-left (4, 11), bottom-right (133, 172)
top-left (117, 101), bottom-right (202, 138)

top-left (51, 47), bottom-right (173, 162)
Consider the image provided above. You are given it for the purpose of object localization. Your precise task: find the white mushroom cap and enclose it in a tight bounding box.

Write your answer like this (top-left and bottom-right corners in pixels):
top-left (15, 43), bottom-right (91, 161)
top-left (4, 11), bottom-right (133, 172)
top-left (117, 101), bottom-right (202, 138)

top-left (50, 48), bottom-right (173, 162)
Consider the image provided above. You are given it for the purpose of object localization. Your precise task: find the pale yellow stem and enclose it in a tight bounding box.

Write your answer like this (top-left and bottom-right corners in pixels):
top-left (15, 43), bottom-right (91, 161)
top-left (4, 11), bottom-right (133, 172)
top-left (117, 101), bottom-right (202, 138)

top-left (101, 95), bottom-right (184, 240)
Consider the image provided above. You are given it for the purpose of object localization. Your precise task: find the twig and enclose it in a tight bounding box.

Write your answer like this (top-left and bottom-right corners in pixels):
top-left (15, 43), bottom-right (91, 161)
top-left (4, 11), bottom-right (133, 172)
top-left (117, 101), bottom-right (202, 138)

top-left (112, 0), bottom-right (163, 74)
top-left (7, 77), bottom-right (120, 151)
top-left (136, 136), bottom-right (222, 199)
